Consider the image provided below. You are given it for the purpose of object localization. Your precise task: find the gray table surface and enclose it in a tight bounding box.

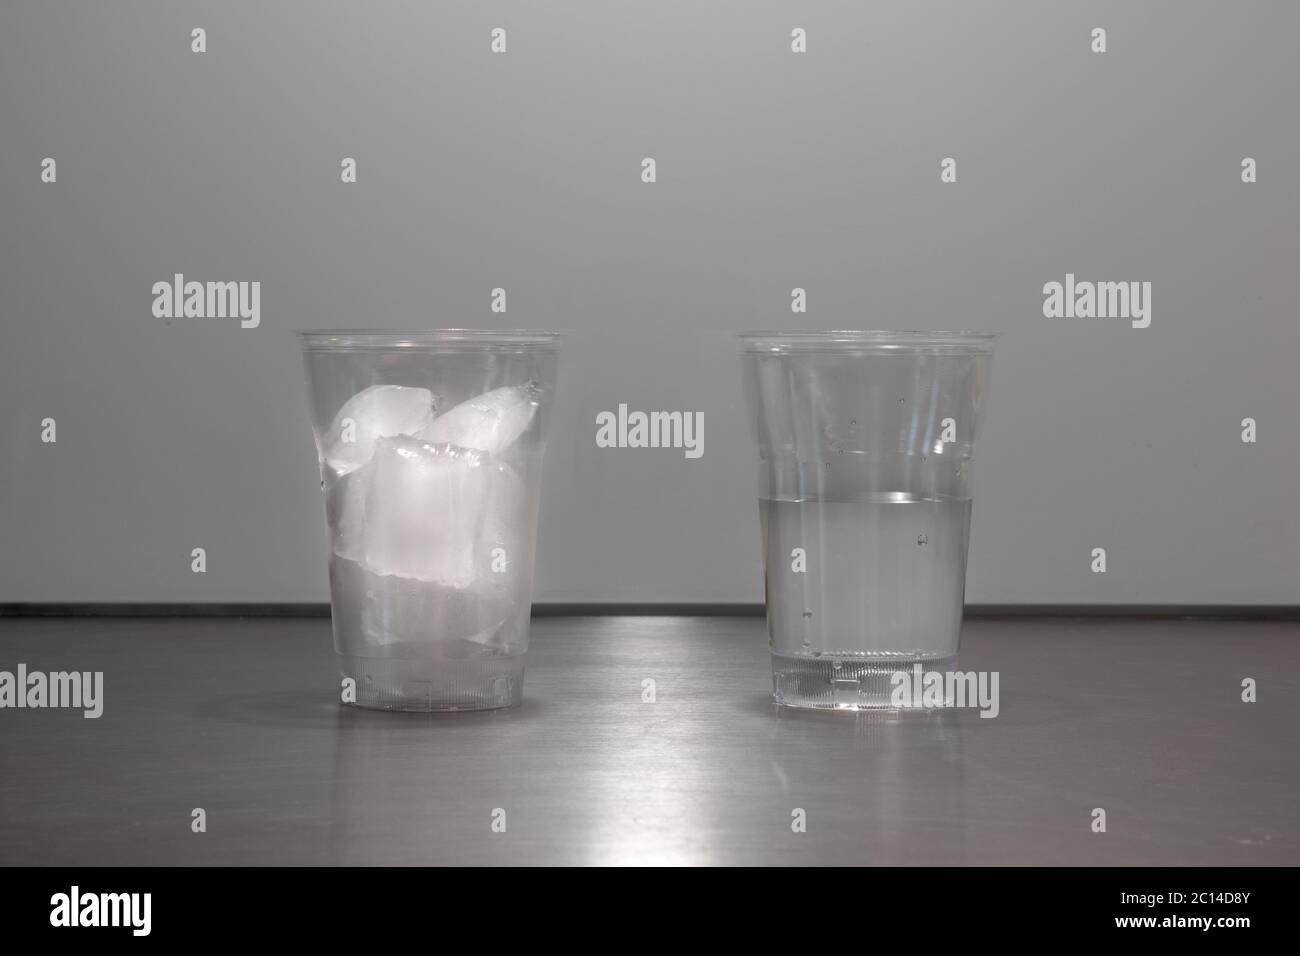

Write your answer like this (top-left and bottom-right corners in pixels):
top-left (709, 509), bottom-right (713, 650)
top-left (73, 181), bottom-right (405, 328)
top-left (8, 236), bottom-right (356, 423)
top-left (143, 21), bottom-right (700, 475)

top-left (0, 615), bottom-right (1296, 866)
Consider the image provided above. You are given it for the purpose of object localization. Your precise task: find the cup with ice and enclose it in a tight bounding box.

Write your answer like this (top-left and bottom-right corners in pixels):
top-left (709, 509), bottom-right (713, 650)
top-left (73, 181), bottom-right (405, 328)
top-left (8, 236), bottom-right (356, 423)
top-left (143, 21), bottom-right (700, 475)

top-left (300, 330), bottom-right (560, 711)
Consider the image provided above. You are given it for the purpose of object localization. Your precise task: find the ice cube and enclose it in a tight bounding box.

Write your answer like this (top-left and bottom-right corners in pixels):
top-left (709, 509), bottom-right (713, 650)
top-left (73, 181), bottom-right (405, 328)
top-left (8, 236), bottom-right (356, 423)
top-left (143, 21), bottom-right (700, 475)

top-left (324, 467), bottom-right (367, 563)
top-left (329, 555), bottom-right (514, 653)
top-left (362, 572), bottom-right (514, 653)
top-left (472, 465), bottom-right (530, 599)
top-left (361, 436), bottom-right (526, 588)
top-left (322, 385), bottom-right (436, 475)
top-left (415, 384), bottom-right (540, 456)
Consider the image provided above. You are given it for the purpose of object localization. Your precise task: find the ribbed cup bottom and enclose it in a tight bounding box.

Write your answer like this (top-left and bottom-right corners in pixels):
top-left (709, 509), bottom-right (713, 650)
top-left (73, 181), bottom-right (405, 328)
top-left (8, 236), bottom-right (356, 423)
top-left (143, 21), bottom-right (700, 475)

top-left (771, 653), bottom-right (959, 711)
top-left (337, 653), bottom-right (525, 712)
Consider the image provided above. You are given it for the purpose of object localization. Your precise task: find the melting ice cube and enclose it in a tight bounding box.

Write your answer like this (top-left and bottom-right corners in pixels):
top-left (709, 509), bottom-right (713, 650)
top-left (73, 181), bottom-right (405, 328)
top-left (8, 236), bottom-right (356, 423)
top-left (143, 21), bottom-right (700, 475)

top-left (329, 554), bottom-right (515, 652)
top-left (360, 436), bottom-right (526, 589)
top-left (416, 384), bottom-right (540, 456)
top-left (322, 385), bottom-right (436, 475)
top-left (325, 466), bottom-right (367, 563)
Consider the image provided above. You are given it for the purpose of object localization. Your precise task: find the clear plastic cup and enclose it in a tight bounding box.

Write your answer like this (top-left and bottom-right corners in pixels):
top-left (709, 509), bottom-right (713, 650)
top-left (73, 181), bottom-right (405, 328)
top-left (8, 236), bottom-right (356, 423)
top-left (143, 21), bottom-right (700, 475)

top-left (739, 330), bottom-right (997, 710)
top-left (298, 330), bottom-right (561, 711)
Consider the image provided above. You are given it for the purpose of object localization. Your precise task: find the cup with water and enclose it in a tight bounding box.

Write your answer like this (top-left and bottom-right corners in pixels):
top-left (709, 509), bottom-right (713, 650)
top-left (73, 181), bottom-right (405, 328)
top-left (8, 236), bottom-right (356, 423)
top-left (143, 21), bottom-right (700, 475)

top-left (739, 330), bottom-right (996, 710)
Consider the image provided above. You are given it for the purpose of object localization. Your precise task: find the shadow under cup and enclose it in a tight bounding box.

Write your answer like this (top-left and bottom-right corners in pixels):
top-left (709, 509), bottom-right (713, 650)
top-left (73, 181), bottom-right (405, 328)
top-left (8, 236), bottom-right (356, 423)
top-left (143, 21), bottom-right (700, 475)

top-left (740, 331), bottom-right (996, 711)
top-left (299, 330), bottom-right (561, 712)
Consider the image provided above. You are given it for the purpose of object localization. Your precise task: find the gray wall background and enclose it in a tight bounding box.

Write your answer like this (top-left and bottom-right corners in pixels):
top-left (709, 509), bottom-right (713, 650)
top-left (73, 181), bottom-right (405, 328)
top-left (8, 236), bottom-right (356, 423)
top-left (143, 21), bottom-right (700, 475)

top-left (2, 1), bottom-right (1297, 605)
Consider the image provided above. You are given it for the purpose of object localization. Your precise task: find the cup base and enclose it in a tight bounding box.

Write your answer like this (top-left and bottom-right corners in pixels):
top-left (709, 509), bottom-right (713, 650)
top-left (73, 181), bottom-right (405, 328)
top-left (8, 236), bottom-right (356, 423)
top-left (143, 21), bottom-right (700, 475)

top-left (771, 652), bottom-right (959, 712)
top-left (337, 653), bottom-right (525, 712)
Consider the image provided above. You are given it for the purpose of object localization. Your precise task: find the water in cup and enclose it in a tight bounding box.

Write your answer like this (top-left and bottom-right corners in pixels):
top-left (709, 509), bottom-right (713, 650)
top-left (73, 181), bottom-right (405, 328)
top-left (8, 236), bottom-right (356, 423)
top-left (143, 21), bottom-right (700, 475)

top-left (761, 493), bottom-right (971, 664)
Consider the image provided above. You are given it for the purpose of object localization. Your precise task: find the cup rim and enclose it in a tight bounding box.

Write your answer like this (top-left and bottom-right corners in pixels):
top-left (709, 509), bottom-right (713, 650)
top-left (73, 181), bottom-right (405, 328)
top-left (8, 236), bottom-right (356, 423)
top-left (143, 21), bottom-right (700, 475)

top-left (739, 329), bottom-right (998, 353)
top-left (297, 329), bottom-right (562, 351)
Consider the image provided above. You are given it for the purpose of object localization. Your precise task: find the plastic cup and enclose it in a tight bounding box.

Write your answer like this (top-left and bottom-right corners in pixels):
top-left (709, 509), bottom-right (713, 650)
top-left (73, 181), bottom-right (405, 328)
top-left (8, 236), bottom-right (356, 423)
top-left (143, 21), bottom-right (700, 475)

top-left (299, 330), bottom-right (561, 711)
top-left (739, 330), bottom-right (996, 710)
